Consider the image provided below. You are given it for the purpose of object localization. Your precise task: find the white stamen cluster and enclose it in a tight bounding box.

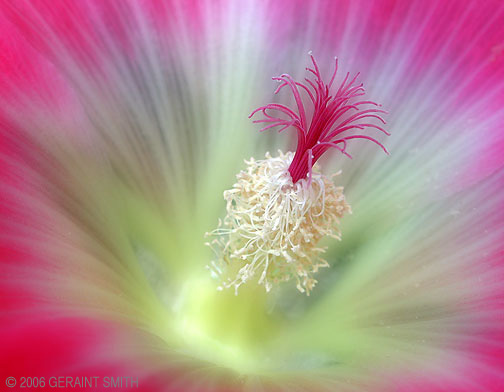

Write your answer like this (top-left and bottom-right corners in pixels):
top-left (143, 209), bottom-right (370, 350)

top-left (206, 151), bottom-right (351, 295)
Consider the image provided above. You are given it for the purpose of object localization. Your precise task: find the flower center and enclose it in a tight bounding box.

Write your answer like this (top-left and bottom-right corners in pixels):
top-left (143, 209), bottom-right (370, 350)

top-left (207, 54), bottom-right (389, 295)
top-left (206, 151), bottom-right (351, 295)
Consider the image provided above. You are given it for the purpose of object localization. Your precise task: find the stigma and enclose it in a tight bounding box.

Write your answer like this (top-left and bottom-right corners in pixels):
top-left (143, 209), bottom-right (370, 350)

top-left (207, 54), bottom-right (388, 295)
top-left (206, 151), bottom-right (350, 295)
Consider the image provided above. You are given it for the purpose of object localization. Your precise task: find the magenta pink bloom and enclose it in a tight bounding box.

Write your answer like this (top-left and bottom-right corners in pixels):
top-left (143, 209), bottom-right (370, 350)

top-left (1, 1), bottom-right (504, 391)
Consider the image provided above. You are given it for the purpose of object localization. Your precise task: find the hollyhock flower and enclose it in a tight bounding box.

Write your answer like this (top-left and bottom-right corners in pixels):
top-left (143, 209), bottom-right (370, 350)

top-left (1, 0), bottom-right (504, 391)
